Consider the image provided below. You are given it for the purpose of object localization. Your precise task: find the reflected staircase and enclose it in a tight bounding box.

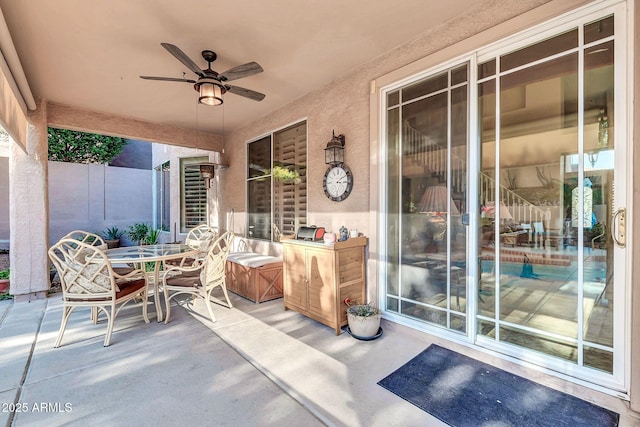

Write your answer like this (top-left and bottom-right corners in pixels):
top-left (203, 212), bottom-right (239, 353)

top-left (403, 122), bottom-right (568, 267)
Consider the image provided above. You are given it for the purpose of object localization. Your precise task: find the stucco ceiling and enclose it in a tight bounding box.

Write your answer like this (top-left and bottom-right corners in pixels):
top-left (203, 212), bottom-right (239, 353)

top-left (0, 0), bottom-right (477, 135)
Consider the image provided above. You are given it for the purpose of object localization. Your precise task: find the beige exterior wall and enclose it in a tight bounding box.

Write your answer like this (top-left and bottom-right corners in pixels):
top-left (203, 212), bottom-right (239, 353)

top-left (221, 0), bottom-right (592, 292)
top-left (47, 161), bottom-right (153, 245)
top-left (0, 156), bottom-right (8, 249)
top-left (219, 0), bottom-right (640, 410)
top-left (6, 99), bottom-right (222, 300)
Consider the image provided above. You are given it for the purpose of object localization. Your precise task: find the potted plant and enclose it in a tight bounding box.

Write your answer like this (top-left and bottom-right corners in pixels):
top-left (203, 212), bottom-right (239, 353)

top-left (0, 268), bottom-right (9, 294)
top-left (127, 223), bottom-right (150, 245)
top-left (102, 226), bottom-right (125, 248)
top-left (344, 298), bottom-right (381, 339)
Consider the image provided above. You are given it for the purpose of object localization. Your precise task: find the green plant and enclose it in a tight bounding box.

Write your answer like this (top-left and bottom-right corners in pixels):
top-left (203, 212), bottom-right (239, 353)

top-left (272, 165), bottom-right (301, 183)
top-left (144, 228), bottom-right (161, 245)
top-left (127, 223), bottom-right (150, 244)
top-left (344, 298), bottom-right (379, 317)
top-left (0, 268), bottom-right (9, 280)
top-left (48, 128), bottom-right (127, 164)
top-left (102, 226), bottom-right (125, 240)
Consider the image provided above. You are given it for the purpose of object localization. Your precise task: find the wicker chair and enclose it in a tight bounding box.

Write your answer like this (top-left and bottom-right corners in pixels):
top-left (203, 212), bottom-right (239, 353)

top-left (48, 238), bottom-right (150, 347)
top-left (62, 229), bottom-right (107, 250)
top-left (185, 224), bottom-right (219, 248)
top-left (165, 224), bottom-right (219, 268)
top-left (162, 231), bottom-right (233, 324)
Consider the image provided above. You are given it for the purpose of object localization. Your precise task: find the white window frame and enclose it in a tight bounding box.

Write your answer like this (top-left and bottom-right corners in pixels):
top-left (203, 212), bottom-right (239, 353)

top-left (246, 119), bottom-right (308, 241)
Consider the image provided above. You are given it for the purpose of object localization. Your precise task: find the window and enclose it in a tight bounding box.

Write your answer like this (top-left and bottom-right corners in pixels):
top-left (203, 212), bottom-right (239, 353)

top-left (247, 121), bottom-right (307, 240)
top-left (180, 157), bottom-right (208, 233)
top-left (154, 161), bottom-right (170, 232)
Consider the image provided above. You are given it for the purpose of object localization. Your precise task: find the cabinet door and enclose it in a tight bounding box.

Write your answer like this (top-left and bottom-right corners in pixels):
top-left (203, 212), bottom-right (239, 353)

top-left (306, 248), bottom-right (335, 322)
top-left (284, 246), bottom-right (307, 310)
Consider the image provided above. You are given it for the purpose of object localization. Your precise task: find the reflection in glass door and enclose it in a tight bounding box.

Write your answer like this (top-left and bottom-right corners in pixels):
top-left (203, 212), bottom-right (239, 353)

top-left (382, 5), bottom-right (627, 390)
top-left (385, 64), bottom-right (469, 334)
top-left (477, 13), bottom-right (623, 380)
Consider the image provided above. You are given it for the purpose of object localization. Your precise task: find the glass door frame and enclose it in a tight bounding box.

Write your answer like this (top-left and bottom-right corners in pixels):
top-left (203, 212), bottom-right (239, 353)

top-left (474, 0), bottom-right (629, 392)
top-left (378, 56), bottom-right (478, 339)
top-left (377, 0), bottom-right (631, 394)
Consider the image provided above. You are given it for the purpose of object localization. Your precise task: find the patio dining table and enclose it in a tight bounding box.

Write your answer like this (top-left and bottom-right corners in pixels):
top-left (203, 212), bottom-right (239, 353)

top-left (105, 244), bottom-right (200, 322)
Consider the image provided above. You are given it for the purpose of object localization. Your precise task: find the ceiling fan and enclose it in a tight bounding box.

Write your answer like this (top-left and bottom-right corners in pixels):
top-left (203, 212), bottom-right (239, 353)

top-left (140, 43), bottom-right (265, 106)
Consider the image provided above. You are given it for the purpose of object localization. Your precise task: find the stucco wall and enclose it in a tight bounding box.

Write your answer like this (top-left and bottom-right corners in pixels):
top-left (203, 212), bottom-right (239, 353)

top-left (217, 0), bottom-right (639, 410)
top-left (48, 161), bottom-right (152, 245)
top-left (220, 0), bottom-right (582, 242)
top-left (0, 157), bottom-right (8, 249)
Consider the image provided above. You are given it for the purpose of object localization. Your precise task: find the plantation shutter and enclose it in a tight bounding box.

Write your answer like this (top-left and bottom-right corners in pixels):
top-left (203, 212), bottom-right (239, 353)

top-left (273, 122), bottom-right (307, 237)
top-left (181, 157), bottom-right (208, 232)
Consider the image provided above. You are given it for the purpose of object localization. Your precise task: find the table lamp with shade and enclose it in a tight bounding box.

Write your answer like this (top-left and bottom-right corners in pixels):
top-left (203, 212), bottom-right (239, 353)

top-left (418, 185), bottom-right (459, 216)
top-left (416, 185), bottom-right (458, 249)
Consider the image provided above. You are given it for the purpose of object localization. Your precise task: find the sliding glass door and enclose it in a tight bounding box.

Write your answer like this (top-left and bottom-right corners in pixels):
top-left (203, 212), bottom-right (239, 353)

top-left (382, 3), bottom-right (628, 390)
top-left (477, 11), bottom-right (626, 387)
top-left (384, 64), bottom-right (469, 334)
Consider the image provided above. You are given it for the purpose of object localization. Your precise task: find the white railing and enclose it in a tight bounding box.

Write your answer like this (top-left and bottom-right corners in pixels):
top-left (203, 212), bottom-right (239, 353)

top-left (479, 172), bottom-right (547, 225)
top-left (403, 123), bottom-right (465, 194)
top-left (402, 122), bottom-right (551, 245)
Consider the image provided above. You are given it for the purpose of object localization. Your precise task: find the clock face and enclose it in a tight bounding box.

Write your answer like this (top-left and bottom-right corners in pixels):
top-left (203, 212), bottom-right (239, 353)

top-left (323, 163), bottom-right (353, 202)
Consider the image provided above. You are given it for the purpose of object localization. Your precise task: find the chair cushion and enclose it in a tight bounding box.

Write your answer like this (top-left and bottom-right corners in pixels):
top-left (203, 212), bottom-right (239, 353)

top-left (227, 252), bottom-right (282, 268)
top-left (115, 278), bottom-right (146, 299)
top-left (165, 272), bottom-right (202, 288)
top-left (67, 277), bottom-right (145, 301)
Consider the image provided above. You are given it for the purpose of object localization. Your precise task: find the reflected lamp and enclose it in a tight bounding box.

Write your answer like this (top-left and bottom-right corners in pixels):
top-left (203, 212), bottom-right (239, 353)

top-left (418, 186), bottom-right (459, 216)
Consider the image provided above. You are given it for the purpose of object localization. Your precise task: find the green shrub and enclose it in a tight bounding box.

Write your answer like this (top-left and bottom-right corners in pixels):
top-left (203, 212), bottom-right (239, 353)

top-left (127, 223), bottom-right (150, 244)
top-left (48, 128), bottom-right (127, 164)
top-left (144, 228), bottom-right (161, 245)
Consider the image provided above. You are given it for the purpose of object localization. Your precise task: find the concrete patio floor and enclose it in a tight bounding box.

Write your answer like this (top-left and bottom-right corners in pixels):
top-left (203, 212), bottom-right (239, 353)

top-left (1, 291), bottom-right (639, 426)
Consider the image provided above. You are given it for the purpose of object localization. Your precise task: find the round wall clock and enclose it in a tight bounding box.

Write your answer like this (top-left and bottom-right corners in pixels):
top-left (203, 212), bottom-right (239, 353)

top-left (323, 163), bottom-right (353, 202)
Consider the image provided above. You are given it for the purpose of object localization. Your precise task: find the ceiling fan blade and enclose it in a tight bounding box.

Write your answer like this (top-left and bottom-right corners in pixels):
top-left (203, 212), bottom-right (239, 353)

top-left (226, 85), bottom-right (265, 102)
top-left (220, 62), bottom-right (263, 82)
top-left (140, 76), bottom-right (196, 83)
top-left (160, 43), bottom-right (204, 77)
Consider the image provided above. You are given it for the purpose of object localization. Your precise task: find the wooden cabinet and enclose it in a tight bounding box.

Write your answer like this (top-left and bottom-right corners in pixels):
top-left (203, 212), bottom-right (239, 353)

top-left (282, 237), bottom-right (367, 335)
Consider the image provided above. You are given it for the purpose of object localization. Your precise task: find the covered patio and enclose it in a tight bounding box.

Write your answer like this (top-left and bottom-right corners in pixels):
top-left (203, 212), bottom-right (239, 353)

top-left (2, 293), bottom-right (637, 426)
top-left (2, 0), bottom-right (640, 424)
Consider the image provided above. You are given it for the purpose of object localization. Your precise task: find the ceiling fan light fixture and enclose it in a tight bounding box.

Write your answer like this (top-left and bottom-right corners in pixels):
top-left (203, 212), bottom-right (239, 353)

top-left (195, 78), bottom-right (225, 106)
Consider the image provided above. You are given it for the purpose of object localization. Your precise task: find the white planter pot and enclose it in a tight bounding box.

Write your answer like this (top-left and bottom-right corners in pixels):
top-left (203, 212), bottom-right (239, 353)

top-left (347, 313), bottom-right (381, 338)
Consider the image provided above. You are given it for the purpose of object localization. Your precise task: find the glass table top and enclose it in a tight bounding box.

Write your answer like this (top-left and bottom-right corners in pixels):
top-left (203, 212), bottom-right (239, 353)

top-left (105, 244), bottom-right (199, 262)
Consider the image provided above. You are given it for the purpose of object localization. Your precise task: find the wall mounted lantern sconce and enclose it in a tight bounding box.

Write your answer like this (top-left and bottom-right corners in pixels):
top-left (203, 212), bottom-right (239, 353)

top-left (194, 153), bottom-right (229, 189)
top-left (324, 130), bottom-right (345, 165)
top-left (199, 163), bottom-right (216, 189)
